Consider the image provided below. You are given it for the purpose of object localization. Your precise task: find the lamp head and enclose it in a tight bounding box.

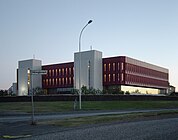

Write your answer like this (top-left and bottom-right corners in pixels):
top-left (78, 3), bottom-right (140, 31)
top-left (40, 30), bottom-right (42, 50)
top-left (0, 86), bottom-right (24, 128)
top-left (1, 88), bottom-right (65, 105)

top-left (88, 20), bottom-right (93, 24)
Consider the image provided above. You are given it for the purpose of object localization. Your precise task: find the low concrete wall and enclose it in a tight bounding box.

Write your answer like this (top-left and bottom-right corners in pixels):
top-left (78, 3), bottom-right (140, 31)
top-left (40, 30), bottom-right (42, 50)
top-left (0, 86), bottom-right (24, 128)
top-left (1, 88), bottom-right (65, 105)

top-left (1, 95), bottom-right (178, 102)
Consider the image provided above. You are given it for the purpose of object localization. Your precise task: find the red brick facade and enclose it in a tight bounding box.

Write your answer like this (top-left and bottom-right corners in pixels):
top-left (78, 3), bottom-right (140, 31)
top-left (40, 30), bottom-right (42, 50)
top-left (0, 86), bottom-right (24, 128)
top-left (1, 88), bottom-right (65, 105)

top-left (103, 56), bottom-right (169, 89)
top-left (42, 62), bottom-right (74, 89)
top-left (42, 56), bottom-right (169, 92)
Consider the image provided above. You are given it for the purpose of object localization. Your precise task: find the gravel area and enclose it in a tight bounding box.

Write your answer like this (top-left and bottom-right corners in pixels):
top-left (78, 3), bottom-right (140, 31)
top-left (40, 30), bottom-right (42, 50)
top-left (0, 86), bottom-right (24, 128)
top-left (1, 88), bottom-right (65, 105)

top-left (17, 117), bottom-right (178, 140)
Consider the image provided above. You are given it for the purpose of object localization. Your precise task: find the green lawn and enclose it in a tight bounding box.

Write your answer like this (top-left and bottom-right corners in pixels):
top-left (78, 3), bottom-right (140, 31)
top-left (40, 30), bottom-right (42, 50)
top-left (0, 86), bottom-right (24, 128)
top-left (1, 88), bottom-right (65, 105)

top-left (1, 101), bottom-right (178, 113)
top-left (40, 110), bottom-right (178, 127)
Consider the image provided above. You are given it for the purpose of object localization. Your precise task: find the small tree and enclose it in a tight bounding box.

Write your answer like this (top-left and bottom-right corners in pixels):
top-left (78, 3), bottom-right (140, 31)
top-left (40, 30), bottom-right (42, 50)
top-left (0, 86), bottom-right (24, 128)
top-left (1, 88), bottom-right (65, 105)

top-left (0, 90), bottom-right (8, 96)
top-left (102, 88), bottom-right (108, 94)
top-left (71, 88), bottom-right (79, 94)
top-left (125, 91), bottom-right (130, 95)
top-left (33, 87), bottom-right (46, 95)
top-left (133, 89), bottom-right (141, 94)
top-left (81, 86), bottom-right (89, 94)
top-left (88, 87), bottom-right (94, 94)
top-left (118, 90), bottom-right (125, 95)
top-left (108, 86), bottom-right (120, 94)
top-left (95, 89), bottom-right (102, 95)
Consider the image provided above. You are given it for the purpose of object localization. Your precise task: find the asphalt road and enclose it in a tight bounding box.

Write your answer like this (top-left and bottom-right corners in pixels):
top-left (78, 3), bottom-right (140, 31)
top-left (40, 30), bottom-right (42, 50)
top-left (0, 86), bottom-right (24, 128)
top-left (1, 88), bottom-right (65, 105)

top-left (15, 117), bottom-right (178, 140)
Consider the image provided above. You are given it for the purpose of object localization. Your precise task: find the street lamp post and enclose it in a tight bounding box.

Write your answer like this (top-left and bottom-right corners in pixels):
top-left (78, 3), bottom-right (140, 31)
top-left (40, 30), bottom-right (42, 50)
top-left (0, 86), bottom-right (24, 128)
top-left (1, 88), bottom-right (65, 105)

top-left (79, 20), bottom-right (92, 110)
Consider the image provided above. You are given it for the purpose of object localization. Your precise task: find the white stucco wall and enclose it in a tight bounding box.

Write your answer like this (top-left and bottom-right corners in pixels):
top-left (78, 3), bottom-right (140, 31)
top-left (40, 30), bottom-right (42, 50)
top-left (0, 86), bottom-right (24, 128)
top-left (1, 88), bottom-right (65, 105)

top-left (74, 50), bottom-right (103, 90)
top-left (18, 59), bottom-right (42, 96)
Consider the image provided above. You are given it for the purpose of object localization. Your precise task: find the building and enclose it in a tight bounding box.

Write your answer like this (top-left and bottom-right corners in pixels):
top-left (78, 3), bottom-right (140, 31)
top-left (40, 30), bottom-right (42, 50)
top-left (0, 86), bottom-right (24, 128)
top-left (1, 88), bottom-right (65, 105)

top-left (42, 50), bottom-right (103, 94)
top-left (16, 50), bottom-right (169, 95)
top-left (74, 50), bottom-right (103, 90)
top-left (42, 62), bottom-right (74, 94)
top-left (17, 59), bottom-right (42, 96)
top-left (12, 83), bottom-right (17, 95)
top-left (103, 56), bottom-right (169, 94)
top-left (168, 85), bottom-right (176, 95)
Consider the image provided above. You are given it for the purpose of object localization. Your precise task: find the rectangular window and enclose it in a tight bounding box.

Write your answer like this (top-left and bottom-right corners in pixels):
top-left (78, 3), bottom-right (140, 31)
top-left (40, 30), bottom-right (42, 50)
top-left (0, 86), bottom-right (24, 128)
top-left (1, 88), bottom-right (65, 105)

top-left (69, 68), bottom-right (71, 75)
top-left (121, 73), bottom-right (124, 81)
top-left (113, 63), bottom-right (115, 71)
top-left (66, 68), bottom-right (68, 75)
top-left (46, 79), bottom-right (48, 86)
top-left (59, 69), bottom-right (61, 76)
top-left (49, 79), bottom-right (51, 85)
top-left (121, 63), bottom-right (124, 70)
top-left (69, 77), bottom-right (71, 84)
top-left (118, 74), bottom-right (120, 81)
top-left (104, 64), bottom-right (106, 71)
top-left (56, 69), bottom-right (58, 76)
top-left (113, 74), bottom-right (115, 82)
top-left (104, 74), bottom-right (106, 82)
top-left (52, 70), bottom-right (54, 76)
top-left (49, 70), bottom-right (51, 77)
top-left (59, 78), bottom-right (61, 85)
top-left (66, 77), bottom-right (68, 84)
top-left (62, 78), bottom-right (64, 85)
top-left (109, 74), bottom-right (111, 82)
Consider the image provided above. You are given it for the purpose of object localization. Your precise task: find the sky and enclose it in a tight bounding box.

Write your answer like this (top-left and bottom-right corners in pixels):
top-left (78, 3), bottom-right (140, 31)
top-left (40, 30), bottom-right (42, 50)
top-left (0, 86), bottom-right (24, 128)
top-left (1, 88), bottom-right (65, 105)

top-left (0, 0), bottom-right (178, 91)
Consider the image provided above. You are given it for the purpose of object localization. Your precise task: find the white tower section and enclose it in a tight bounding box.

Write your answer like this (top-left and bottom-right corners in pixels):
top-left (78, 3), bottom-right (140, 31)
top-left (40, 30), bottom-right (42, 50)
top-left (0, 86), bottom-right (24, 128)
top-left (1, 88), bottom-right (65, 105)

top-left (74, 50), bottom-right (103, 90)
top-left (18, 59), bottom-right (42, 96)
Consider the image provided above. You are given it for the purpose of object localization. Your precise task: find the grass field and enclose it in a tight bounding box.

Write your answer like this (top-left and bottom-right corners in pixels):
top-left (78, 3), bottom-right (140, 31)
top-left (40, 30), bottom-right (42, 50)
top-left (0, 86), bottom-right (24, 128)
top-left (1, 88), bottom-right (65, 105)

top-left (1, 101), bottom-right (178, 113)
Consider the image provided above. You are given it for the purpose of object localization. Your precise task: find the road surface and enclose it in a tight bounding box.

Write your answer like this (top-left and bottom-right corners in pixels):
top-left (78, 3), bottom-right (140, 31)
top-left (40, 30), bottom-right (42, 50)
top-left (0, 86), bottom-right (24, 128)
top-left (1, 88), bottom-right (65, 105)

top-left (18, 117), bottom-right (178, 140)
top-left (1, 109), bottom-right (178, 140)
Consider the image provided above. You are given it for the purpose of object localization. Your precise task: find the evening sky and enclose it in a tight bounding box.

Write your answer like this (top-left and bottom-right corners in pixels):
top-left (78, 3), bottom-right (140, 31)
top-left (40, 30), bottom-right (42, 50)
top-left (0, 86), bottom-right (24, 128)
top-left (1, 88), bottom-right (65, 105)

top-left (0, 0), bottom-right (177, 91)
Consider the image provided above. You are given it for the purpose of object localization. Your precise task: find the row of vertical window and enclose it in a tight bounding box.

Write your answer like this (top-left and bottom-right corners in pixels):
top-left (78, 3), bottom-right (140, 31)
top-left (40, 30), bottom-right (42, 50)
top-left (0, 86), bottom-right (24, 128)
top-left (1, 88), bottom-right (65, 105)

top-left (103, 62), bottom-right (124, 72)
top-left (46, 67), bottom-right (74, 77)
top-left (126, 74), bottom-right (168, 87)
top-left (43, 77), bottom-right (73, 86)
top-left (103, 73), bottom-right (124, 82)
top-left (126, 64), bottom-right (168, 79)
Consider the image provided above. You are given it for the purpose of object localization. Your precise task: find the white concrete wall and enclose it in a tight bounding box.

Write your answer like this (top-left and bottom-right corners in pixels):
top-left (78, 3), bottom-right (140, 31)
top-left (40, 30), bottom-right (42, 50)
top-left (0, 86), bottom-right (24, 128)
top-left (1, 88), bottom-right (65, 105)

top-left (18, 59), bottom-right (42, 96)
top-left (74, 50), bottom-right (103, 90)
top-left (93, 51), bottom-right (103, 90)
